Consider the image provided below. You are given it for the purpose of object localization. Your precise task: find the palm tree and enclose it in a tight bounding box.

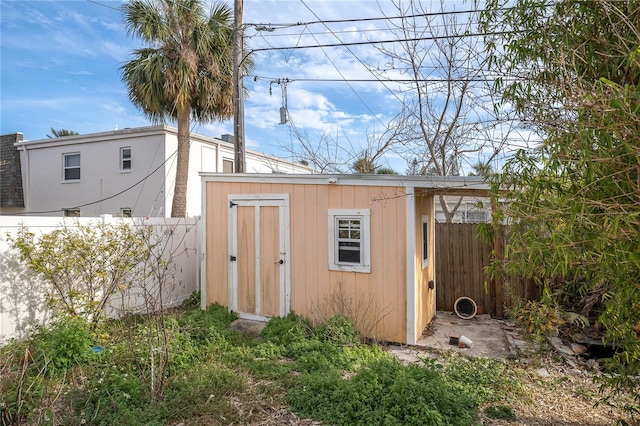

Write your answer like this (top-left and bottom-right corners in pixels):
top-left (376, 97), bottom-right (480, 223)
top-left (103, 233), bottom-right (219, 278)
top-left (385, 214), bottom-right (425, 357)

top-left (47, 128), bottom-right (79, 138)
top-left (121, 0), bottom-right (250, 217)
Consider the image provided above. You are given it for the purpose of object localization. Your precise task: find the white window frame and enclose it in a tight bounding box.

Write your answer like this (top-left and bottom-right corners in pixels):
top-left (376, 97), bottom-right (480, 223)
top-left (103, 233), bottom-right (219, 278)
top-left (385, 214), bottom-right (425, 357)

top-left (328, 209), bottom-right (370, 273)
top-left (421, 215), bottom-right (429, 269)
top-left (120, 147), bottom-right (131, 171)
top-left (63, 152), bottom-right (81, 181)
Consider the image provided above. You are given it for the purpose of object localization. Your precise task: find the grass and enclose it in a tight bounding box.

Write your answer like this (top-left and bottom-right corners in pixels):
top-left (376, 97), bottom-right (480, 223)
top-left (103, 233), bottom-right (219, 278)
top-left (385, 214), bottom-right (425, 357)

top-left (0, 297), bottom-right (525, 426)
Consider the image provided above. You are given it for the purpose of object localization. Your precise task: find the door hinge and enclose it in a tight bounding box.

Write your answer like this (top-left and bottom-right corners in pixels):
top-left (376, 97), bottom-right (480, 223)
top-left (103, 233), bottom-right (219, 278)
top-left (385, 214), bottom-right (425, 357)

top-left (230, 255), bottom-right (237, 261)
top-left (229, 201), bottom-right (238, 208)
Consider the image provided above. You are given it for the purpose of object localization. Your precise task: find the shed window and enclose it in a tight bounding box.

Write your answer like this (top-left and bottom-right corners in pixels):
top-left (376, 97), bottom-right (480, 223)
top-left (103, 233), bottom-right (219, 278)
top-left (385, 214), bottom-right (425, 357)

top-left (328, 209), bottom-right (370, 273)
top-left (63, 153), bottom-right (80, 181)
top-left (422, 215), bottom-right (429, 269)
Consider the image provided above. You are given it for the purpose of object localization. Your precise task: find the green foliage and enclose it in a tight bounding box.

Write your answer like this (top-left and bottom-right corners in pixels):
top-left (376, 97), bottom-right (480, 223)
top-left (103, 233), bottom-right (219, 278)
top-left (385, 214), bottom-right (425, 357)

top-left (0, 304), bottom-right (531, 425)
top-left (261, 313), bottom-right (310, 346)
top-left (46, 128), bottom-right (79, 138)
top-left (313, 315), bottom-right (361, 345)
top-left (9, 223), bottom-right (153, 323)
top-left (481, 0), bottom-right (640, 408)
top-left (288, 358), bottom-right (479, 426)
top-left (31, 316), bottom-right (94, 372)
top-left (438, 353), bottom-right (523, 404)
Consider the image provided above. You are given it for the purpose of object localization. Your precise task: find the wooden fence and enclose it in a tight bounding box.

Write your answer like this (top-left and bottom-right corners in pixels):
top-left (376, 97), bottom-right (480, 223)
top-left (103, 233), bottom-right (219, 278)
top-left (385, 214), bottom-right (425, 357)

top-left (435, 223), bottom-right (540, 318)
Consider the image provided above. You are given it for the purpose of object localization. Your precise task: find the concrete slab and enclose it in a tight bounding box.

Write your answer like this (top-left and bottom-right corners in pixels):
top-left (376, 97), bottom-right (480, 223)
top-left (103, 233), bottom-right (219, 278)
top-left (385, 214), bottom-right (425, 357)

top-left (416, 311), bottom-right (517, 360)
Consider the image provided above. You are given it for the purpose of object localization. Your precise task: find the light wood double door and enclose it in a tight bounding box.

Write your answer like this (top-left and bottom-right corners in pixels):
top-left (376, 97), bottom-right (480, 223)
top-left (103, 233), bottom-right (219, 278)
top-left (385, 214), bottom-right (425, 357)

top-left (228, 195), bottom-right (290, 321)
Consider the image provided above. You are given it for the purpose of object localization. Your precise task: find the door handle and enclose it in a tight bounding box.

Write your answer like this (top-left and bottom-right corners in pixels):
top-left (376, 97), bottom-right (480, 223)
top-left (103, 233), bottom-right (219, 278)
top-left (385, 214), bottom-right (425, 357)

top-left (275, 259), bottom-right (284, 264)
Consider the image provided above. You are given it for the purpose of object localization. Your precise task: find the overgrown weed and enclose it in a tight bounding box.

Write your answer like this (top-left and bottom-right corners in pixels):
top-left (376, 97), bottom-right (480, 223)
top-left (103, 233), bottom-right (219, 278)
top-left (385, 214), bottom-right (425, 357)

top-left (1, 298), bottom-right (529, 425)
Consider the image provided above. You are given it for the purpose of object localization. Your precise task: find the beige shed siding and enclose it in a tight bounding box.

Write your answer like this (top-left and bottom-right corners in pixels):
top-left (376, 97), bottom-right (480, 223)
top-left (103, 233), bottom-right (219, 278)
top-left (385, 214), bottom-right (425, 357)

top-left (205, 181), bottom-right (408, 343)
top-left (205, 181), bottom-right (230, 305)
top-left (414, 190), bottom-right (436, 339)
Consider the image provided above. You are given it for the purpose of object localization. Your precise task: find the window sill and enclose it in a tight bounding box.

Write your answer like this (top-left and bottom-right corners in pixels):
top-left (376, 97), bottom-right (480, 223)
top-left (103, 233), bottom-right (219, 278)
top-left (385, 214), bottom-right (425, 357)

top-left (329, 264), bottom-right (371, 274)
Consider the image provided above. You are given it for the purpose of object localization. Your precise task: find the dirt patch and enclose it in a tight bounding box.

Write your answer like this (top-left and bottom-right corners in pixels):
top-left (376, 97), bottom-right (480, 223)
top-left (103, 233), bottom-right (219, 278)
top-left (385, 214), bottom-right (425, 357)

top-left (479, 354), bottom-right (635, 426)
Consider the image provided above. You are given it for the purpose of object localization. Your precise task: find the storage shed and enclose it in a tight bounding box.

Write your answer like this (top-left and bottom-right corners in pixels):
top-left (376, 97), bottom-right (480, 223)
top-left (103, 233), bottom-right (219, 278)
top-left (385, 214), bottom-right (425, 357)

top-left (200, 174), bottom-right (489, 345)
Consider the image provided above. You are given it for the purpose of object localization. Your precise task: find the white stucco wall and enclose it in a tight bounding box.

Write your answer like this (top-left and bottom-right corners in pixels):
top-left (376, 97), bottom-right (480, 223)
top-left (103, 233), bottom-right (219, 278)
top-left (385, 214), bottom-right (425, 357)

top-left (16, 125), bottom-right (314, 217)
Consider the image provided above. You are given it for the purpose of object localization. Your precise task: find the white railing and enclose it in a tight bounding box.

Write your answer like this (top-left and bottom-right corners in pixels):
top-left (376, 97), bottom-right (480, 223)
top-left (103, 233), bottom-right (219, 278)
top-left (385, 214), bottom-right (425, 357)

top-left (0, 215), bottom-right (201, 344)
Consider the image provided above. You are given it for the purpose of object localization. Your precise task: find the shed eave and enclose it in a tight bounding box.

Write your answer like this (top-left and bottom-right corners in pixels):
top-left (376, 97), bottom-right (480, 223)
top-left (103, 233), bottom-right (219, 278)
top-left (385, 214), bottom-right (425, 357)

top-left (199, 173), bottom-right (490, 193)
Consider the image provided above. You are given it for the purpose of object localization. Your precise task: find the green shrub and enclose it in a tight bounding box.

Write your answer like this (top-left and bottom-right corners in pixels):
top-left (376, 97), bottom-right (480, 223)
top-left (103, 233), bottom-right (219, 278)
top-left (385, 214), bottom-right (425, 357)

top-left (314, 315), bottom-right (360, 345)
top-left (288, 357), bottom-right (478, 426)
top-left (181, 303), bottom-right (238, 347)
top-left (31, 316), bottom-right (94, 372)
top-left (262, 313), bottom-right (310, 346)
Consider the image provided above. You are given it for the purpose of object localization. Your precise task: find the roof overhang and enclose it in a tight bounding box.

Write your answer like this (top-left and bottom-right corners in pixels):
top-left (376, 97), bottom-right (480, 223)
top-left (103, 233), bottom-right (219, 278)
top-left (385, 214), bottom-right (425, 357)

top-left (200, 173), bottom-right (491, 196)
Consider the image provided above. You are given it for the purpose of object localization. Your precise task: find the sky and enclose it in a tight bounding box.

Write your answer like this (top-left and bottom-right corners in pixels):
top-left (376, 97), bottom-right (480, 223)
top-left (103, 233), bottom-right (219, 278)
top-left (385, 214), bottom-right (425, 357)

top-left (1, 0), bottom-right (528, 174)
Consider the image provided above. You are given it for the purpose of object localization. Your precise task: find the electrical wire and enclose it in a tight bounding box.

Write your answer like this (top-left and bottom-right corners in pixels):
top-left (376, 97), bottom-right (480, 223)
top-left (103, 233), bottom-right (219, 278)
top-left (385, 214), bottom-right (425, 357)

top-left (4, 150), bottom-right (177, 216)
top-left (249, 30), bottom-right (520, 53)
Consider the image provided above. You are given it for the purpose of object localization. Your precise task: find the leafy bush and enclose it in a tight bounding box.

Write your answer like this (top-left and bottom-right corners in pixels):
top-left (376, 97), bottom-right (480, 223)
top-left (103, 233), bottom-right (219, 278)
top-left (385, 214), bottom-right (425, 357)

top-left (181, 303), bottom-right (238, 347)
top-left (9, 223), bottom-right (152, 323)
top-left (262, 313), bottom-right (310, 346)
top-left (314, 315), bottom-right (360, 345)
top-left (31, 316), bottom-right (94, 372)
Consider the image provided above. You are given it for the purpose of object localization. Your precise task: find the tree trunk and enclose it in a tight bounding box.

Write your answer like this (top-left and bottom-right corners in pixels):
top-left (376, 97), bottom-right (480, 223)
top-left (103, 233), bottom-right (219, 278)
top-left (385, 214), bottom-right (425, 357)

top-left (171, 107), bottom-right (190, 217)
top-left (438, 194), bottom-right (463, 223)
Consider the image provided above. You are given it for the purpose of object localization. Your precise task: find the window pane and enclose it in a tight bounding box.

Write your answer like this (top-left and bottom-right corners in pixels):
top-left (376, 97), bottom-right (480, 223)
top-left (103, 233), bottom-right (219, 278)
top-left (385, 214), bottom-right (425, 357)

top-left (65, 154), bottom-right (80, 167)
top-left (338, 249), bottom-right (360, 263)
top-left (338, 247), bottom-right (361, 263)
top-left (122, 148), bottom-right (131, 159)
top-left (65, 168), bottom-right (80, 180)
top-left (222, 159), bottom-right (234, 173)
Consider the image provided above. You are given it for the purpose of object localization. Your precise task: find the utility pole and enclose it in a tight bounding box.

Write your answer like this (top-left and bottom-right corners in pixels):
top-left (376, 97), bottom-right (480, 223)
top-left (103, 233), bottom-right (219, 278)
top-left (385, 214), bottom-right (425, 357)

top-left (233, 0), bottom-right (245, 173)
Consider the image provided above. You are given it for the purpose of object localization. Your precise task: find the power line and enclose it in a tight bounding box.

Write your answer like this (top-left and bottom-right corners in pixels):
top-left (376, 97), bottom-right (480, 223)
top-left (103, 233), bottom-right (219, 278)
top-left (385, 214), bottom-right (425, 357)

top-left (244, 6), bottom-right (518, 29)
top-left (252, 75), bottom-right (522, 83)
top-left (85, 0), bottom-right (121, 12)
top-left (298, 0), bottom-right (387, 128)
top-left (5, 151), bottom-right (177, 216)
top-left (249, 30), bottom-right (519, 53)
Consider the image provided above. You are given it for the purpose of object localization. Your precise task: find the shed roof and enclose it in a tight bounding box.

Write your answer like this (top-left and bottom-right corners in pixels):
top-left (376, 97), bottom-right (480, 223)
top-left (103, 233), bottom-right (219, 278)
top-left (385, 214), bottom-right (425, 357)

top-left (200, 173), bottom-right (490, 197)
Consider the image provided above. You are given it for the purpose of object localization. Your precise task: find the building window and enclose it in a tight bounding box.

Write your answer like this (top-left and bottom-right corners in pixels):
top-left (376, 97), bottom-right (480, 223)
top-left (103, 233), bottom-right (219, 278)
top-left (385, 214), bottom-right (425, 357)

top-left (64, 209), bottom-right (80, 217)
top-left (63, 153), bottom-right (80, 181)
top-left (422, 215), bottom-right (429, 269)
top-left (120, 208), bottom-right (133, 217)
top-left (120, 147), bottom-right (131, 171)
top-left (222, 158), bottom-right (234, 173)
top-left (328, 209), bottom-right (371, 273)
